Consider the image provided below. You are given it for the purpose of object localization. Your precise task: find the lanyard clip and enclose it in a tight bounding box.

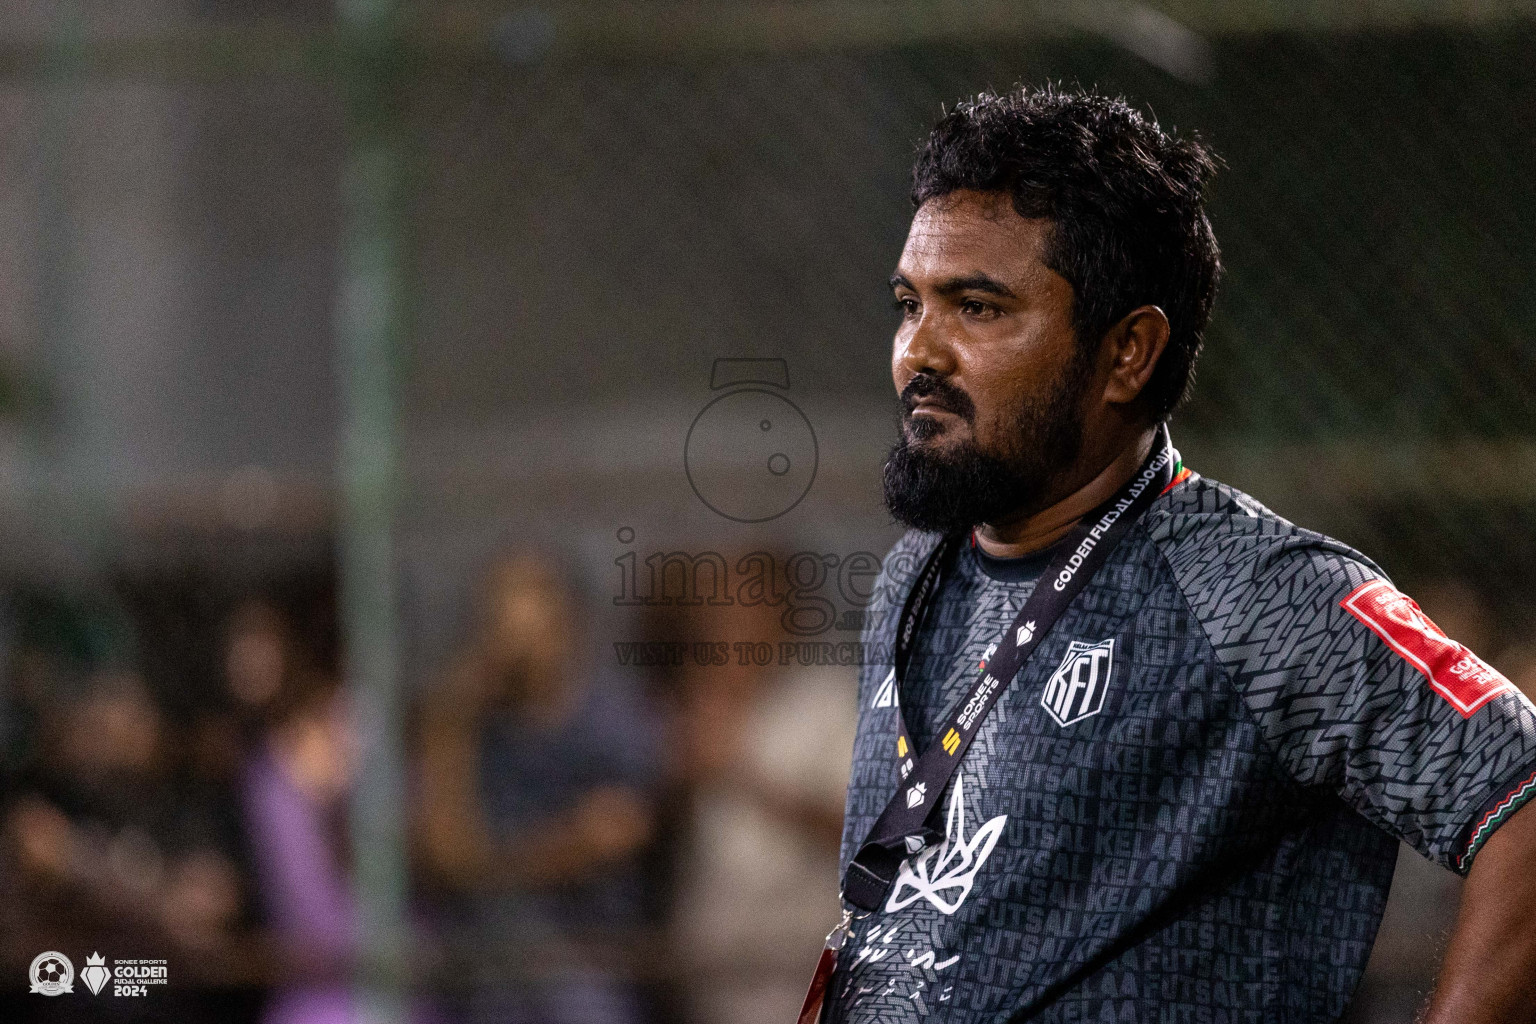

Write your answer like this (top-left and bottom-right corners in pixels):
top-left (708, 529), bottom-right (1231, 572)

top-left (824, 906), bottom-right (855, 952)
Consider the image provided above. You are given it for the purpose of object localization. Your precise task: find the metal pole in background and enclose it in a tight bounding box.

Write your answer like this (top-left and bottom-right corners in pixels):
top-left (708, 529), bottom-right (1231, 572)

top-left (33, 4), bottom-right (94, 554)
top-left (336, 0), bottom-right (409, 1018)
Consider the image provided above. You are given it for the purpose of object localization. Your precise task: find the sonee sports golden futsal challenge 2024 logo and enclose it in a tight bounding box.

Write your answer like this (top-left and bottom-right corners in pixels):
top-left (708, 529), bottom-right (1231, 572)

top-left (28, 950), bottom-right (168, 997)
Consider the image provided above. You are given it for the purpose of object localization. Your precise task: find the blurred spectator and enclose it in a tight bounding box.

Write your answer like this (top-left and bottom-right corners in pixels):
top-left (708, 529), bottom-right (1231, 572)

top-left (415, 554), bottom-right (659, 1024)
top-left (664, 596), bottom-right (856, 1024)
top-left (1, 667), bottom-right (246, 965)
top-left (222, 598), bottom-right (361, 1024)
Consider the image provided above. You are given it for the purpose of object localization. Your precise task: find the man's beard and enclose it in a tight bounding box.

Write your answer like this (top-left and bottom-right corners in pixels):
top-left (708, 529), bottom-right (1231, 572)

top-left (882, 359), bottom-right (1090, 535)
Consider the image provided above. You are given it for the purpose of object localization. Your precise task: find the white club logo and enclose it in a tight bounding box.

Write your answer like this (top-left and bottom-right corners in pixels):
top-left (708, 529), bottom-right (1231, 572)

top-left (1041, 638), bottom-right (1115, 727)
top-left (29, 951), bottom-right (73, 996)
top-left (1016, 620), bottom-right (1036, 646)
top-left (887, 774), bottom-right (1008, 916)
top-left (903, 834), bottom-right (927, 854)
top-left (82, 952), bottom-right (111, 995)
top-left (906, 782), bottom-right (927, 808)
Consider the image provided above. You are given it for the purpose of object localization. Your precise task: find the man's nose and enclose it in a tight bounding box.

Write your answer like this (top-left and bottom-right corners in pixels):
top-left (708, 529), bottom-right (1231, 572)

top-left (895, 308), bottom-right (959, 384)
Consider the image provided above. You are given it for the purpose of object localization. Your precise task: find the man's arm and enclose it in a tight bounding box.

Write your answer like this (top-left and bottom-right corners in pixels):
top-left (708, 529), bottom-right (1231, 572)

top-left (415, 692), bottom-right (652, 889)
top-left (1423, 799), bottom-right (1536, 1023)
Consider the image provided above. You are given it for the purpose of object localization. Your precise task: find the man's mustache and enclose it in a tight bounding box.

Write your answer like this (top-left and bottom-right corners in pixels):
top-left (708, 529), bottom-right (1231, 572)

top-left (901, 374), bottom-right (975, 422)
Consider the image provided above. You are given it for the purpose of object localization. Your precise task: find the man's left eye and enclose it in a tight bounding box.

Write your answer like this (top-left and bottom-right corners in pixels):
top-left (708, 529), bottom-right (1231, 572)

top-left (960, 300), bottom-right (992, 316)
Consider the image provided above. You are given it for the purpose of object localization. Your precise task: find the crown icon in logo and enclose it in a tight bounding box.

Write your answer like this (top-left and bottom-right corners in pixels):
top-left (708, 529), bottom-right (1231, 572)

top-left (886, 774), bottom-right (1008, 916)
top-left (81, 952), bottom-right (111, 996)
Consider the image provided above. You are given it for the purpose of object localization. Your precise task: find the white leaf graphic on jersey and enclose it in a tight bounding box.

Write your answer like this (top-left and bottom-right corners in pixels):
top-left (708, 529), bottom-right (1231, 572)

top-left (886, 774), bottom-right (1007, 916)
top-left (872, 669), bottom-right (897, 709)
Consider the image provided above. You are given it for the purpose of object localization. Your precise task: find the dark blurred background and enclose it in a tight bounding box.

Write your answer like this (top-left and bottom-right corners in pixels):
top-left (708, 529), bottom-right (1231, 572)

top-left (0, 2), bottom-right (1533, 1021)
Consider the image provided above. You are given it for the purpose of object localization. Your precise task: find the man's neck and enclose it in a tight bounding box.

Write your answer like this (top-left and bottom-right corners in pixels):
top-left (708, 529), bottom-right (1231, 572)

top-left (973, 427), bottom-right (1158, 559)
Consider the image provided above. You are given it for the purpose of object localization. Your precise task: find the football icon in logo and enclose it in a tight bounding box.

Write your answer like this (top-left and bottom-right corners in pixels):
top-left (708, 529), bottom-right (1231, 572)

top-left (29, 951), bottom-right (73, 996)
top-left (81, 953), bottom-right (111, 995)
top-left (685, 359), bottom-right (818, 523)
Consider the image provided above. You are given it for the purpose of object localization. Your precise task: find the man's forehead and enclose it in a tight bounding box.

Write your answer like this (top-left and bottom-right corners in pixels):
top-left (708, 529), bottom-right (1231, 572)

top-left (897, 190), bottom-right (1051, 286)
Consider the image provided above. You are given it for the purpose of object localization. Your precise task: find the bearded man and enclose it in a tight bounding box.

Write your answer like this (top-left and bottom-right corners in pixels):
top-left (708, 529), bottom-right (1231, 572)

top-left (814, 87), bottom-right (1536, 1024)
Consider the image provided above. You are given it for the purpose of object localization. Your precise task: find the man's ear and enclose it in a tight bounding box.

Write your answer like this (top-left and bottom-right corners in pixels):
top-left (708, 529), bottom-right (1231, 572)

top-left (1101, 305), bottom-right (1171, 408)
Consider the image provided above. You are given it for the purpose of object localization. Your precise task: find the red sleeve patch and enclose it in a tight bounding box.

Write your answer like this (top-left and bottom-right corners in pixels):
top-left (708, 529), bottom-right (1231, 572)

top-left (1341, 580), bottom-right (1513, 718)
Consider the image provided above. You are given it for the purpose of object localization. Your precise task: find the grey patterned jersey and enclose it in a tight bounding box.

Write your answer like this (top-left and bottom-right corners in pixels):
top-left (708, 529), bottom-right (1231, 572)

top-left (829, 469), bottom-right (1536, 1024)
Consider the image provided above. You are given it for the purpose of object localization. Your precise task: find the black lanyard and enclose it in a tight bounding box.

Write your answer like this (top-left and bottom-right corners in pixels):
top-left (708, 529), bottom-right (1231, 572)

top-left (841, 427), bottom-right (1177, 913)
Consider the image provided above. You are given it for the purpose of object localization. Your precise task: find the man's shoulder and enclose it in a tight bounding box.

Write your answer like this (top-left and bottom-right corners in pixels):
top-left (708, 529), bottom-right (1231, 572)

top-left (1143, 471), bottom-right (1388, 617)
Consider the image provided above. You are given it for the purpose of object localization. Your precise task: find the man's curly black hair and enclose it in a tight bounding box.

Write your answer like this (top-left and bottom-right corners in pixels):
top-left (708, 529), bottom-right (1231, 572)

top-left (911, 86), bottom-right (1222, 421)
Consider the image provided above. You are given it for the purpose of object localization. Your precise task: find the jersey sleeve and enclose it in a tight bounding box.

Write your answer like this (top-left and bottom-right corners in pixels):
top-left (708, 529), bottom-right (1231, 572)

top-left (1162, 516), bottom-right (1536, 875)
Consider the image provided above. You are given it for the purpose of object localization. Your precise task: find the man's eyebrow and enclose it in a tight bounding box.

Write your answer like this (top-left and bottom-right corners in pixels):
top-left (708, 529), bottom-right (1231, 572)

top-left (935, 274), bottom-right (1016, 298)
top-left (887, 272), bottom-right (1017, 299)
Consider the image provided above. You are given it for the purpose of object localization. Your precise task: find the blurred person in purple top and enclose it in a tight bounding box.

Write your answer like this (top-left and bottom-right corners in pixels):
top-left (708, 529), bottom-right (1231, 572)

top-left (225, 600), bottom-right (367, 1024)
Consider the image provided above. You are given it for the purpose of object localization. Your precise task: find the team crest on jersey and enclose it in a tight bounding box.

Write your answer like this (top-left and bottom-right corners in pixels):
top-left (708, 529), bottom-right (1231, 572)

top-left (1041, 638), bottom-right (1115, 727)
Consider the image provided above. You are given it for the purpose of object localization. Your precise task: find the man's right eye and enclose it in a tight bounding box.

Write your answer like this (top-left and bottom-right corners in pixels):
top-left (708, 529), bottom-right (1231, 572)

top-left (893, 297), bottom-right (920, 317)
